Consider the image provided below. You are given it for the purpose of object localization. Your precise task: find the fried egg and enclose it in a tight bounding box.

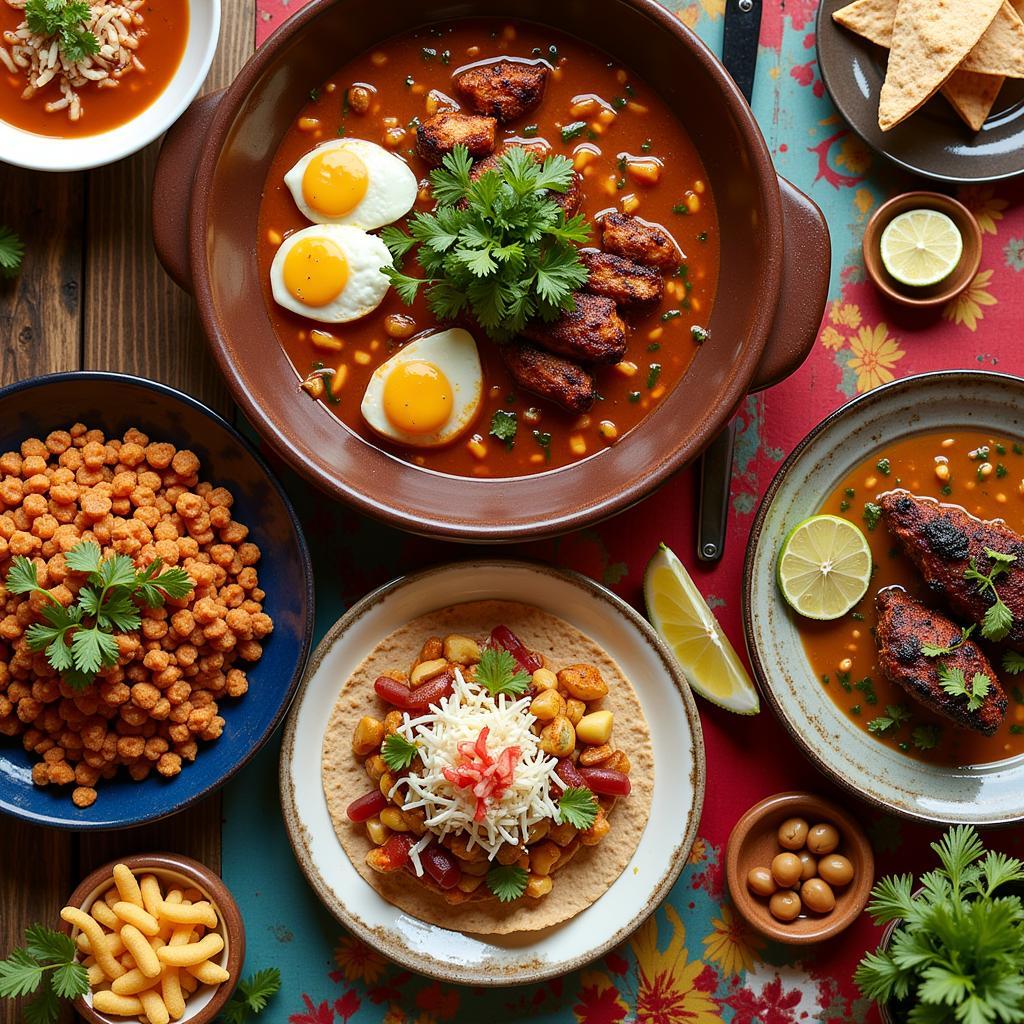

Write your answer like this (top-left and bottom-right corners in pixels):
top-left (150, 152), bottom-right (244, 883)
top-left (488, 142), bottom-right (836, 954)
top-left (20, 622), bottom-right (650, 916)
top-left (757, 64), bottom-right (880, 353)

top-left (361, 329), bottom-right (483, 448)
top-left (269, 224), bottom-right (392, 323)
top-left (283, 138), bottom-right (417, 229)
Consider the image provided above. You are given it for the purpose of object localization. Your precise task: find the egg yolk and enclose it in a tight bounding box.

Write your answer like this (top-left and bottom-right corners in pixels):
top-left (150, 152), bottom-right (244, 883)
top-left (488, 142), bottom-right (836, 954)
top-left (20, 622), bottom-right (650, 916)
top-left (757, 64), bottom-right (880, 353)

top-left (383, 361), bottom-right (453, 435)
top-left (302, 148), bottom-right (369, 218)
top-left (283, 237), bottom-right (348, 307)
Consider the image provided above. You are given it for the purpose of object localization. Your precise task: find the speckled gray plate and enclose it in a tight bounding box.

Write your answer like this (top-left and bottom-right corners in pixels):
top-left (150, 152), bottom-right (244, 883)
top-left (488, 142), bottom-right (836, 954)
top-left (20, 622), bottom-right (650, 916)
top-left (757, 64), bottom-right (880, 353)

top-left (279, 561), bottom-right (705, 985)
top-left (744, 371), bottom-right (1024, 826)
top-left (818, 0), bottom-right (1024, 183)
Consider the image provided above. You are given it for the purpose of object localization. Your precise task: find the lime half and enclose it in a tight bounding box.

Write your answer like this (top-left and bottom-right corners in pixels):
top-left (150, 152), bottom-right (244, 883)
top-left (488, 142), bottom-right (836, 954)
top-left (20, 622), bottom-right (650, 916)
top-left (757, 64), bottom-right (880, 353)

top-left (880, 209), bottom-right (963, 288)
top-left (644, 544), bottom-right (760, 715)
top-left (777, 515), bottom-right (872, 620)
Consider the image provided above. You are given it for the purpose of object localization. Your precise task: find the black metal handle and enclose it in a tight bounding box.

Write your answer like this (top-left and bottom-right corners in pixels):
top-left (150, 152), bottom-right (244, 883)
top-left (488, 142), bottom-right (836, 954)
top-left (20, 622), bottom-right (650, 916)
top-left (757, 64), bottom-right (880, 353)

top-left (722, 0), bottom-right (763, 104)
top-left (696, 421), bottom-right (737, 563)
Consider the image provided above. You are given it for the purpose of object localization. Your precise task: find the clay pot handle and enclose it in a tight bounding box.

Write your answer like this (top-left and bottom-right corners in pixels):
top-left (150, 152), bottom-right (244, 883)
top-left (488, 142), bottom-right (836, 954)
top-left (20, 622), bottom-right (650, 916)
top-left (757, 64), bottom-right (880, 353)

top-left (749, 177), bottom-right (831, 392)
top-left (152, 90), bottom-right (225, 293)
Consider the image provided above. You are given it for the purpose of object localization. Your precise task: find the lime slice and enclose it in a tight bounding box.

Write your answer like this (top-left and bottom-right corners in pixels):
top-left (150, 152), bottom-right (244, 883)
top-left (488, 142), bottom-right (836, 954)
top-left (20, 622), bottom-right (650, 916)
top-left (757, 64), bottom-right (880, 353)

top-left (644, 543), bottom-right (760, 715)
top-left (777, 515), bottom-right (872, 621)
top-left (880, 209), bottom-right (963, 288)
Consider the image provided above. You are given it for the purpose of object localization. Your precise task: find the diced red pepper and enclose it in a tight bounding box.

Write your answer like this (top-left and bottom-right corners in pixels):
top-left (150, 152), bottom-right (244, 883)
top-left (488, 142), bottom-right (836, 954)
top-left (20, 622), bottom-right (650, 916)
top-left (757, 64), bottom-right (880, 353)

top-left (420, 844), bottom-right (462, 890)
top-left (578, 766), bottom-right (631, 797)
top-left (374, 671), bottom-right (454, 710)
top-left (555, 757), bottom-right (587, 790)
top-left (374, 834), bottom-right (414, 871)
top-left (443, 726), bottom-right (520, 821)
top-left (346, 789), bottom-right (389, 822)
top-left (490, 625), bottom-right (543, 673)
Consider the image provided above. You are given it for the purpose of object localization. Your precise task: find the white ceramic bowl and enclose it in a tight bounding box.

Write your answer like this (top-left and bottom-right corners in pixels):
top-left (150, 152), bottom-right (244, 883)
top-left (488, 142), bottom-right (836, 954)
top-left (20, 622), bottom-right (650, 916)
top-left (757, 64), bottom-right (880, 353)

top-left (280, 560), bottom-right (706, 986)
top-left (0, 0), bottom-right (220, 171)
top-left (744, 370), bottom-right (1024, 826)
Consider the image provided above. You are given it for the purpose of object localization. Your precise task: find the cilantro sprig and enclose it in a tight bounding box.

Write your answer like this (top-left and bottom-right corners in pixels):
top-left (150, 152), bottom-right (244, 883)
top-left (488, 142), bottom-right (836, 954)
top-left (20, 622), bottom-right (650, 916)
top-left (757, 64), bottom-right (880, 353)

top-left (474, 647), bottom-right (531, 697)
top-left (381, 733), bottom-right (418, 772)
top-left (6, 541), bottom-right (192, 690)
top-left (218, 968), bottom-right (282, 1024)
top-left (381, 145), bottom-right (590, 340)
top-left (937, 663), bottom-right (991, 713)
top-left (556, 786), bottom-right (598, 830)
top-left (486, 864), bottom-right (528, 903)
top-left (965, 548), bottom-right (1017, 641)
top-left (24, 0), bottom-right (99, 63)
top-left (0, 925), bottom-right (89, 1024)
top-left (0, 226), bottom-right (24, 280)
top-left (1002, 651), bottom-right (1024, 676)
top-left (489, 409), bottom-right (518, 450)
top-left (921, 625), bottom-right (975, 658)
top-left (866, 704), bottom-right (912, 735)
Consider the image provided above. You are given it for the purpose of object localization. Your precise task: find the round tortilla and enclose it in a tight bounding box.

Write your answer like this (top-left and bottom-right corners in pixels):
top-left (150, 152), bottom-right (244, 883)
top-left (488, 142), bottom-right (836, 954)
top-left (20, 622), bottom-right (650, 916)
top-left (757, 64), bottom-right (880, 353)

top-left (321, 600), bottom-right (654, 935)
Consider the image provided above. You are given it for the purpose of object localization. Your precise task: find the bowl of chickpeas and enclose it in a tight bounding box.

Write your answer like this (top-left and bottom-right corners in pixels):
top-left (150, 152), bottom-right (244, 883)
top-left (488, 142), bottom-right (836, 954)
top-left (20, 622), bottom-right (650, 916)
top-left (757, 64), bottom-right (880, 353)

top-left (725, 791), bottom-right (874, 944)
top-left (60, 854), bottom-right (244, 1024)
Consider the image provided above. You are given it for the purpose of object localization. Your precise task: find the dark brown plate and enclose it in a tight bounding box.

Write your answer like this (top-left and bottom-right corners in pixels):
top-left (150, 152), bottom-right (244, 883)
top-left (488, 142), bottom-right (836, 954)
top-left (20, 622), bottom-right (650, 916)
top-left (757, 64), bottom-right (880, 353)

top-left (817, 0), bottom-right (1024, 183)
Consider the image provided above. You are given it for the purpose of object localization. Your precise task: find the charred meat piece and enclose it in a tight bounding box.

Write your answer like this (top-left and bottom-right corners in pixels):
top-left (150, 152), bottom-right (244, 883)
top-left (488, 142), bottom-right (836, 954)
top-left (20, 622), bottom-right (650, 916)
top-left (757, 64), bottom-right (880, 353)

top-left (879, 490), bottom-right (1024, 650)
top-left (454, 59), bottom-right (548, 122)
top-left (501, 342), bottom-right (596, 413)
top-left (522, 293), bottom-right (627, 365)
top-left (416, 111), bottom-right (497, 166)
top-left (875, 588), bottom-right (1007, 736)
top-left (580, 249), bottom-right (664, 307)
top-left (470, 151), bottom-right (583, 216)
top-left (599, 212), bottom-right (681, 270)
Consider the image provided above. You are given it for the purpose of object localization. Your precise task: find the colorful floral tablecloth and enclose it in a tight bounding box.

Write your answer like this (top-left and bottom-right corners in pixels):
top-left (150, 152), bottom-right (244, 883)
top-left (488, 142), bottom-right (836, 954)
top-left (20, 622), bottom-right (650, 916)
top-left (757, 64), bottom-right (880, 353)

top-left (229, 2), bottom-right (1024, 1020)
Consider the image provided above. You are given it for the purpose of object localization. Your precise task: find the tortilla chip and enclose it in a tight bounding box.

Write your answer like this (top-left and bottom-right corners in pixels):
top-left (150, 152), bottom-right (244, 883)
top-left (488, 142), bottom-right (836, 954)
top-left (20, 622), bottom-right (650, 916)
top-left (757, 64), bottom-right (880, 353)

top-left (942, 70), bottom-right (1005, 130)
top-left (834, 0), bottom-right (1024, 76)
top-left (321, 600), bottom-right (655, 935)
top-left (879, 0), bottom-right (1003, 131)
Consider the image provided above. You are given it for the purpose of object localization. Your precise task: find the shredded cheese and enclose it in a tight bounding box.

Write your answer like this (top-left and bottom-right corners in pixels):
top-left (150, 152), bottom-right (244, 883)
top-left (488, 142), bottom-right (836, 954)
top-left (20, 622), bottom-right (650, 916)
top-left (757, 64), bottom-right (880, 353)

top-left (392, 669), bottom-right (564, 874)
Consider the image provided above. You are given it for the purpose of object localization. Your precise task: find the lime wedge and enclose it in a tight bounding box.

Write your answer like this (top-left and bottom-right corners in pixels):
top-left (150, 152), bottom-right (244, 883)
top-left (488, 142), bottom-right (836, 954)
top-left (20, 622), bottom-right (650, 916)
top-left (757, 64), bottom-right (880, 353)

top-left (880, 209), bottom-right (963, 288)
top-left (644, 544), bottom-right (760, 715)
top-left (777, 515), bottom-right (872, 621)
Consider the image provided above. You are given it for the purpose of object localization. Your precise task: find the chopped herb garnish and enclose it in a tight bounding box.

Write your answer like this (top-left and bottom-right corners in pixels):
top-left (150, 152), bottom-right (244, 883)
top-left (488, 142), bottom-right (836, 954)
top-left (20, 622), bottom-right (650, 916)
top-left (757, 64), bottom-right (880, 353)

top-left (219, 968), bottom-right (283, 1024)
top-left (560, 120), bottom-right (587, 142)
top-left (532, 429), bottom-right (552, 461)
top-left (863, 502), bottom-right (883, 531)
top-left (838, 670), bottom-right (852, 692)
top-left (997, 464), bottom-right (1008, 478)
top-left (612, 95), bottom-right (628, 110)
top-left (640, 138), bottom-right (653, 152)
top-left (404, 74), bottom-right (414, 87)
top-left (854, 676), bottom-right (878, 705)
top-left (489, 409), bottom-right (518, 450)
top-left (997, 443), bottom-right (1007, 456)
top-left (487, 864), bottom-right (528, 902)
top-left (0, 226), bottom-right (24, 279)
top-left (421, 46), bottom-right (437, 60)
top-left (308, 87), bottom-right (320, 102)
top-left (522, 124), bottom-right (539, 137)
top-left (876, 458), bottom-right (891, 476)
top-left (628, 391), bottom-right (641, 404)
top-left (475, 647), bottom-right (531, 697)
top-left (691, 325), bottom-right (709, 344)
top-left (647, 364), bottom-right (662, 389)
top-left (851, 611), bottom-right (865, 621)
top-left (25, 0), bottom-right (99, 62)
top-left (964, 548), bottom-right (1016, 641)
top-left (557, 786), bottom-right (598, 829)
top-left (921, 625), bottom-right (975, 658)
top-left (911, 724), bottom-right (942, 751)
top-left (867, 704), bottom-right (911, 734)
top-left (548, 44), bottom-right (559, 59)
top-left (971, 446), bottom-right (990, 461)
top-left (845, 487), bottom-right (856, 498)
top-left (661, 309), bottom-right (681, 322)
top-left (941, 484), bottom-right (952, 496)
top-left (1015, 443), bottom-right (1024, 456)
top-left (1003, 651), bottom-right (1024, 676)
top-left (697, 231), bottom-right (708, 243)
top-left (381, 733), bottom-right (418, 772)
top-left (851, 704), bottom-right (862, 715)
top-left (671, 203), bottom-right (689, 215)
top-left (647, 342), bottom-right (661, 352)
top-left (937, 663), bottom-right (991, 713)
top-left (1011, 725), bottom-right (1024, 735)
top-left (839, 500), bottom-right (850, 512)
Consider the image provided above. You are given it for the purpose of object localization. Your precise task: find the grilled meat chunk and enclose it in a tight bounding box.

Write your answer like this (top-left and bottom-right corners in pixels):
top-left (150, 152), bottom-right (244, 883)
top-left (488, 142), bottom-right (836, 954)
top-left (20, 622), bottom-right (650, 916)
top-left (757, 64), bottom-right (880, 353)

top-left (522, 293), bottom-right (627, 365)
top-left (470, 151), bottom-right (583, 216)
top-left (580, 249), bottom-right (664, 307)
top-left (501, 342), bottom-right (596, 413)
top-left (880, 490), bottom-right (1024, 650)
top-left (875, 587), bottom-right (1007, 736)
top-left (455, 59), bottom-right (548, 122)
top-left (416, 111), bottom-right (497, 165)
top-left (599, 213), bottom-right (681, 270)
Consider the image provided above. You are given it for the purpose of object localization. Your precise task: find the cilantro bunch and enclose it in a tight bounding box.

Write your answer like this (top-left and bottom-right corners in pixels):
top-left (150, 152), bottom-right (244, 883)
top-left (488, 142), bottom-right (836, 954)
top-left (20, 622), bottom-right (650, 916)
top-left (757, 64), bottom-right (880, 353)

top-left (0, 227), bottom-right (24, 280)
top-left (219, 968), bottom-right (282, 1023)
top-left (0, 926), bottom-right (89, 1024)
top-left (24, 0), bottom-right (100, 63)
top-left (855, 825), bottom-right (1024, 1023)
top-left (965, 548), bottom-right (1017, 642)
top-left (381, 145), bottom-right (590, 340)
top-left (6, 540), bottom-right (192, 690)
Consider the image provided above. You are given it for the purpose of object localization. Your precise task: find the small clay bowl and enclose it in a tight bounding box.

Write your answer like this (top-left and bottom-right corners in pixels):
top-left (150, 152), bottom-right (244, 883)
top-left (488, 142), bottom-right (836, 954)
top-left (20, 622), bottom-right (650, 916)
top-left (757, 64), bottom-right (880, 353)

top-left (61, 853), bottom-right (245, 1024)
top-left (725, 791), bottom-right (874, 944)
top-left (862, 191), bottom-right (982, 309)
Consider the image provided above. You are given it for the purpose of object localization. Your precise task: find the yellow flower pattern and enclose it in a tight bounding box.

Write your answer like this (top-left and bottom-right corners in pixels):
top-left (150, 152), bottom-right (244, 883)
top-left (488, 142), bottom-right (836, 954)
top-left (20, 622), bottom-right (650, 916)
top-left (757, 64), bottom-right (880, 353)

top-left (959, 185), bottom-right (1007, 236)
top-left (701, 903), bottom-right (764, 978)
top-left (847, 323), bottom-right (906, 393)
top-left (830, 301), bottom-right (862, 329)
top-left (820, 325), bottom-right (844, 351)
top-left (334, 934), bottom-right (388, 983)
top-left (943, 269), bottom-right (997, 332)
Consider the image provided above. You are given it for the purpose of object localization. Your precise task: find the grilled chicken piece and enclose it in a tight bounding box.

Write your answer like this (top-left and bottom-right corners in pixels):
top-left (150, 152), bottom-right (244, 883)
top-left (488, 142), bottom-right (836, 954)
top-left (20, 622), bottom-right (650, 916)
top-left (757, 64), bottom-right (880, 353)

top-left (501, 342), bottom-right (596, 413)
top-left (880, 490), bottom-right (1024, 650)
top-left (599, 213), bottom-right (681, 270)
top-left (580, 249), bottom-right (664, 307)
top-left (454, 59), bottom-right (548, 122)
top-left (522, 293), bottom-right (627, 365)
top-left (470, 151), bottom-right (583, 216)
top-left (875, 587), bottom-right (1007, 736)
top-left (416, 111), bottom-right (497, 165)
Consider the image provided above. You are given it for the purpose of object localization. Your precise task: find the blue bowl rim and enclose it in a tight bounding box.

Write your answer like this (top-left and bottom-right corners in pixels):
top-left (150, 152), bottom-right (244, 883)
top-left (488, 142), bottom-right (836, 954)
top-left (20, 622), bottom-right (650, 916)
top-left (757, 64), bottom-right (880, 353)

top-left (0, 370), bottom-right (316, 831)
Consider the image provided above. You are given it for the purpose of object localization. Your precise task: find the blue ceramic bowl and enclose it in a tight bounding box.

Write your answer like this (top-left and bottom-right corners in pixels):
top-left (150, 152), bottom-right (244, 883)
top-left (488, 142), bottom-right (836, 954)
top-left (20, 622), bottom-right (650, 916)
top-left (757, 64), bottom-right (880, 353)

top-left (0, 372), bottom-right (314, 829)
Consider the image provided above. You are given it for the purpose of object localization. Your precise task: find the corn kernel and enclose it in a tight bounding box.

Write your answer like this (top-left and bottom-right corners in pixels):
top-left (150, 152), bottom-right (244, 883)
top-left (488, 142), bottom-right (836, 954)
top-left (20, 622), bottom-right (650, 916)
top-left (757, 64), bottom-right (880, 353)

top-left (574, 414), bottom-right (592, 430)
top-left (267, 228), bottom-right (283, 246)
top-left (380, 808), bottom-right (408, 832)
top-left (621, 193), bottom-right (640, 214)
top-left (650, 385), bottom-right (666, 400)
top-left (838, 658), bottom-right (853, 673)
top-left (382, 116), bottom-right (399, 128)
top-left (530, 453), bottom-right (544, 464)
top-left (551, 67), bottom-right (563, 81)
top-left (590, 121), bottom-right (605, 136)
top-left (573, 143), bottom-right (600, 169)
top-left (997, 493), bottom-right (1008, 503)
top-left (570, 95), bottom-right (598, 118)
top-left (569, 435), bottom-right (586, 456)
top-left (691, 297), bottom-right (701, 312)
top-left (865, 475), bottom-right (877, 489)
top-left (411, 83), bottom-right (425, 95)
top-left (686, 193), bottom-right (701, 213)
top-left (329, 364), bottom-right (348, 396)
top-left (935, 461), bottom-right (951, 482)
top-left (597, 107), bottom-right (617, 126)
top-left (311, 330), bottom-right (343, 352)
top-left (647, 327), bottom-right (664, 341)
top-left (297, 116), bottom-right (320, 132)
top-left (467, 436), bottom-right (487, 460)
top-left (467, 45), bottom-right (480, 57)
top-left (616, 69), bottom-right (628, 84)
top-left (325, 82), bottom-right (336, 93)
top-left (353, 350), bottom-right (371, 366)
top-left (627, 158), bottom-right (661, 185)
top-left (979, 462), bottom-right (994, 478)
top-left (695, 179), bottom-right (706, 194)
top-left (365, 817), bottom-right (390, 845)
top-left (301, 376), bottom-right (325, 400)
top-left (371, 51), bottom-right (387, 66)
top-left (418, 185), bottom-right (432, 203)
top-left (941, 437), bottom-right (955, 448)
top-left (383, 127), bottom-right (407, 148)
top-left (627, 101), bottom-right (649, 114)
top-left (532, 668), bottom-right (558, 690)
top-left (576, 710), bottom-right (613, 745)
top-left (599, 420), bottom-right (618, 441)
top-left (602, 173), bottom-right (618, 196)
top-left (615, 361), bottom-right (638, 377)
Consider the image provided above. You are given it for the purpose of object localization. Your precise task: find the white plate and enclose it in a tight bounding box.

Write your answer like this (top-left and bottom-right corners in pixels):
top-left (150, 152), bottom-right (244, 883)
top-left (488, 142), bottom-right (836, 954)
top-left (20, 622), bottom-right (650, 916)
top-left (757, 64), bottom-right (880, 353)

top-left (279, 560), bottom-right (705, 986)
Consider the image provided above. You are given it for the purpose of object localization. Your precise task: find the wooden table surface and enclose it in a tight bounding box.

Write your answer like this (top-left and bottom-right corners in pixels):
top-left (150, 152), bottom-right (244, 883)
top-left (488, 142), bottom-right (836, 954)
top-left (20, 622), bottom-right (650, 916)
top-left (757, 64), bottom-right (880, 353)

top-left (0, 6), bottom-right (254, 1019)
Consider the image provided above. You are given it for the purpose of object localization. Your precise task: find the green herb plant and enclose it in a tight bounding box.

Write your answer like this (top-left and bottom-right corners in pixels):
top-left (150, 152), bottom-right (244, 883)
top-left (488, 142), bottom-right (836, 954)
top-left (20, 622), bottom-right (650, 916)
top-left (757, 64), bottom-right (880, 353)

top-left (24, 0), bottom-right (99, 62)
top-left (0, 925), bottom-right (89, 1024)
top-left (381, 732), bottom-right (419, 772)
top-left (937, 663), bottom-right (992, 713)
top-left (556, 786), bottom-right (598, 830)
top-left (854, 825), bottom-right (1024, 1024)
top-left (489, 409), bottom-right (518, 450)
top-left (381, 145), bottom-right (590, 341)
top-left (921, 625), bottom-right (976, 658)
top-left (0, 226), bottom-right (24, 279)
top-left (6, 540), bottom-right (192, 690)
top-left (474, 646), bottom-right (531, 697)
top-left (486, 864), bottom-right (528, 902)
top-left (965, 548), bottom-right (1017, 641)
top-left (218, 968), bottom-right (282, 1024)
